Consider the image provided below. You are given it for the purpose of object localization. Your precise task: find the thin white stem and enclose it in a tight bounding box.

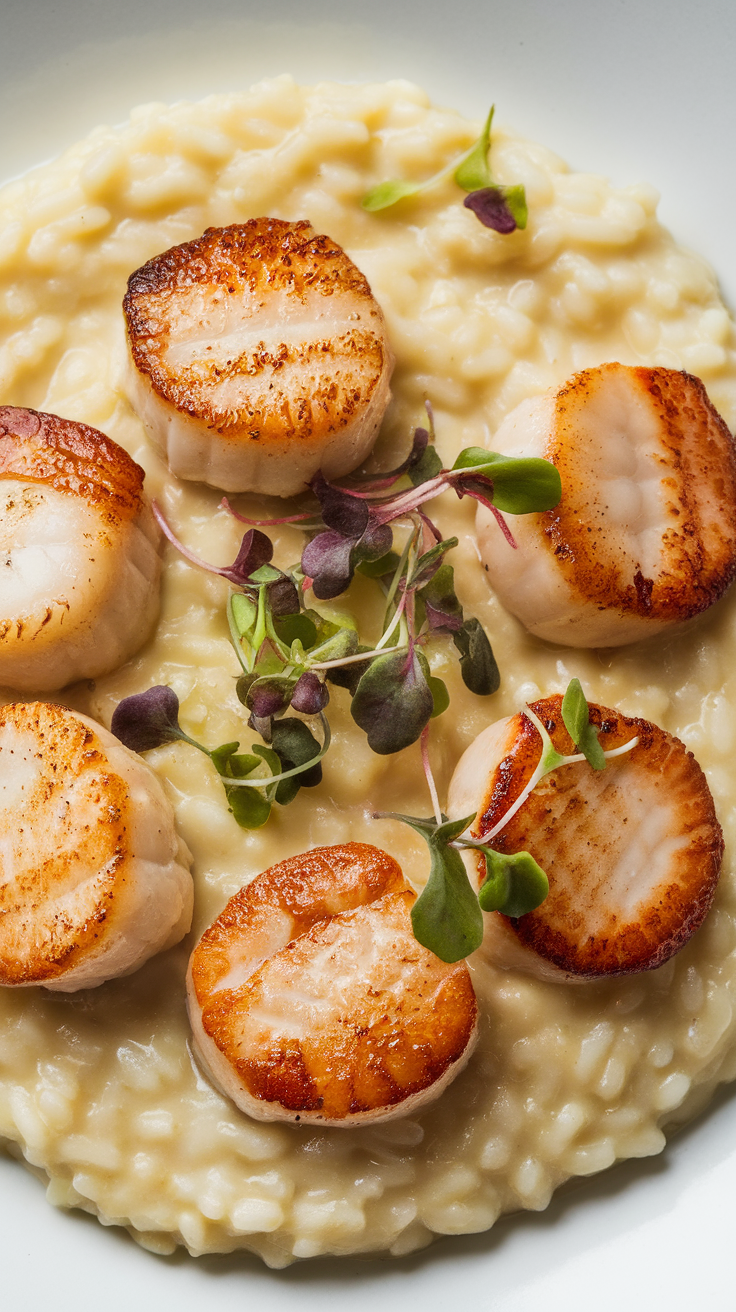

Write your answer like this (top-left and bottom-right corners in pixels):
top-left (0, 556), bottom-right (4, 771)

top-left (482, 706), bottom-right (639, 842)
top-left (310, 644), bottom-right (404, 670)
top-left (421, 725), bottom-right (443, 826)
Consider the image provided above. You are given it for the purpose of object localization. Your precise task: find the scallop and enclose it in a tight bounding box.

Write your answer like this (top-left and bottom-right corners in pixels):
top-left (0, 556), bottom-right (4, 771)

top-left (123, 219), bottom-right (394, 496)
top-left (0, 702), bottom-right (193, 992)
top-left (477, 364), bottom-right (736, 647)
top-left (447, 694), bottom-right (723, 981)
top-left (0, 405), bottom-right (161, 692)
top-left (187, 842), bottom-right (478, 1125)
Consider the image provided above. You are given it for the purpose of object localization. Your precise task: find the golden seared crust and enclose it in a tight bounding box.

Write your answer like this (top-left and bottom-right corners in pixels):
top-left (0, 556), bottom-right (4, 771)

top-left (541, 364), bottom-right (736, 622)
top-left (0, 405), bottom-right (146, 521)
top-left (189, 842), bottom-right (478, 1123)
top-left (123, 219), bottom-right (391, 447)
top-left (0, 703), bottom-right (132, 985)
top-left (472, 695), bottom-right (723, 978)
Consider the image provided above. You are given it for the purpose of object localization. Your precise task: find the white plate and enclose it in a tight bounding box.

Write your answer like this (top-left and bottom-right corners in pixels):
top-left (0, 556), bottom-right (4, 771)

top-left (2, 2), bottom-right (736, 1308)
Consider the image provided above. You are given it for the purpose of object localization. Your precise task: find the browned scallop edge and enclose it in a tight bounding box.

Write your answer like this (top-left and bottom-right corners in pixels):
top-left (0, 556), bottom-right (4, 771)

top-left (0, 405), bottom-right (146, 519)
top-left (0, 703), bottom-right (129, 985)
top-left (538, 365), bottom-right (736, 622)
top-left (473, 695), bottom-right (724, 978)
top-left (123, 219), bottom-right (390, 444)
top-left (124, 219), bottom-right (376, 306)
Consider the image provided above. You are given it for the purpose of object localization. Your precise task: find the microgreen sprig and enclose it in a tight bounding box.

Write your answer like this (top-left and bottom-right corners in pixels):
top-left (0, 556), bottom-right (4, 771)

top-left (362, 106), bottom-right (528, 235)
top-left (112, 407), bottom-right (560, 831)
top-left (374, 679), bottom-right (639, 963)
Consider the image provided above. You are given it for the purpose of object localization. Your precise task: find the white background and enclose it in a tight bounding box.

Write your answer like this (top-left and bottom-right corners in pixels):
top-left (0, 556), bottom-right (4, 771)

top-left (2, 2), bottom-right (736, 1307)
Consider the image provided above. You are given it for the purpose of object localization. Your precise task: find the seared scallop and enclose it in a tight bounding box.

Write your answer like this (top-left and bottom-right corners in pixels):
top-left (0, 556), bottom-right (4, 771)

top-left (447, 695), bottom-right (722, 981)
top-left (187, 842), bottom-right (478, 1126)
top-left (0, 405), bottom-right (161, 693)
top-left (477, 364), bottom-right (736, 647)
top-left (123, 219), bottom-right (394, 496)
top-left (0, 702), bottom-right (192, 991)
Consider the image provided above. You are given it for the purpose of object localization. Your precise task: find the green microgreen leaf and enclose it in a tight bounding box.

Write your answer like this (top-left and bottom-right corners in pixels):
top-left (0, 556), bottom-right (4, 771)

top-left (411, 834), bottom-right (484, 963)
top-left (250, 563), bottom-right (282, 584)
top-left (428, 674), bottom-right (450, 718)
top-left (502, 184), bottom-right (528, 230)
top-left (351, 648), bottom-right (434, 754)
top-left (227, 784), bottom-right (272, 828)
top-left (408, 444), bottom-right (443, 487)
top-left (408, 537), bottom-right (459, 590)
top-left (230, 593), bottom-right (258, 637)
top-left (273, 611), bottom-right (318, 649)
top-left (361, 179), bottom-right (425, 212)
top-left (451, 449), bottom-right (562, 514)
top-left (477, 848), bottom-right (549, 917)
top-left (453, 106), bottom-right (494, 192)
top-left (356, 550), bottom-right (401, 579)
top-left (271, 717), bottom-right (323, 780)
top-left (415, 650), bottom-right (450, 719)
top-left (419, 563), bottom-right (464, 633)
top-left (561, 677), bottom-right (588, 745)
top-left (561, 677), bottom-right (606, 770)
top-left (453, 618), bottom-right (500, 696)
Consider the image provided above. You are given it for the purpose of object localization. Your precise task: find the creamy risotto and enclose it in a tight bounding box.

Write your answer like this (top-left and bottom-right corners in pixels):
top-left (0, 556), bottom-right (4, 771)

top-left (1, 77), bottom-right (736, 1267)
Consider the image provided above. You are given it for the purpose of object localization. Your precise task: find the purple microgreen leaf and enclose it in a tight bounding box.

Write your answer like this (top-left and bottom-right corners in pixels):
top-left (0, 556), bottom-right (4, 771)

top-left (245, 676), bottom-right (294, 719)
top-left (463, 186), bottom-right (519, 233)
top-left (301, 530), bottom-right (355, 600)
top-left (310, 472), bottom-right (369, 539)
top-left (225, 528), bottom-right (274, 586)
top-left (290, 671), bottom-right (329, 715)
top-left (350, 648), bottom-right (434, 754)
top-left (111, 686), bottom-right (188, 754)
top-left (354, 516), bottom-right (393, 564)
top-left (419, 563), bottom-right (464, 633)
top-left (453, 105), bottom-right (494, 192)
top-left (267, 573), bottom-right (301, 618)
top-left (453, 618), bottom-right (500, 696)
